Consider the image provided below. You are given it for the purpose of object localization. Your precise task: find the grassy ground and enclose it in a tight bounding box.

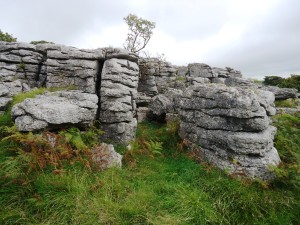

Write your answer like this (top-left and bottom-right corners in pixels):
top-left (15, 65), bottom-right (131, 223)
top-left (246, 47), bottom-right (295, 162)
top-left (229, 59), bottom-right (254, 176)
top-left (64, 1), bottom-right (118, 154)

top-left (275, 99), bottom-right (300, 108)
top-left (0, 90), bottom-right (299, 224)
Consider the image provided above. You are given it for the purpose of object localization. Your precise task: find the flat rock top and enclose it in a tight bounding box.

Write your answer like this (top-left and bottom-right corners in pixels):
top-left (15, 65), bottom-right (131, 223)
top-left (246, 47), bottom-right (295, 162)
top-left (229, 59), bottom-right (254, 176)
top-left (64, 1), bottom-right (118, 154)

top-left (12, 90), bottom-right (98, 131)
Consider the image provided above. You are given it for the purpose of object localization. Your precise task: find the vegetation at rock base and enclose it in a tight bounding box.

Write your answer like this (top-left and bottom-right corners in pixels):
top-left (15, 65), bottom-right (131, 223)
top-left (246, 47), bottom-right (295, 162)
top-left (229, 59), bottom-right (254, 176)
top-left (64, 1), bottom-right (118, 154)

top-left (0, 29), bottom-right (17, 42)
top-left (275, 98), bottom-right (300, 108)
top-left (0, 90), bottom-right (300, 224)
top-left (264, 75), bottom-right (300, 91)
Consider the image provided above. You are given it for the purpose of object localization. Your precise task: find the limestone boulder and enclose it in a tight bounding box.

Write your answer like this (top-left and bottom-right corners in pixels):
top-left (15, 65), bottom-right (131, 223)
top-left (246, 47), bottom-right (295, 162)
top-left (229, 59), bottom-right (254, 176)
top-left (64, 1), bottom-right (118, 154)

top-left (150, 94), bottom-right (173, 116)
top-left (259, 85), bottom-right (299, 100)
top-left (99, 58), bottom-right (139, 144)
top-left (91, 143), bottom-right (122, 170)
top-left (11, 91), bottom-right (98, 131)
top-left (188, 63), bottom-right (214, 78)
top-left (178, 84), bottom-right (280, 180)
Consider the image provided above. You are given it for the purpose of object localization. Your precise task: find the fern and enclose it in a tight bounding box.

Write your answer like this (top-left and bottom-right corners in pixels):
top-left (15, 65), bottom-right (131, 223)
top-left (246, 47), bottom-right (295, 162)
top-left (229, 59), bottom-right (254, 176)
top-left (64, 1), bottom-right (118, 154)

top-left (145, 140), bottom-right (163, 156)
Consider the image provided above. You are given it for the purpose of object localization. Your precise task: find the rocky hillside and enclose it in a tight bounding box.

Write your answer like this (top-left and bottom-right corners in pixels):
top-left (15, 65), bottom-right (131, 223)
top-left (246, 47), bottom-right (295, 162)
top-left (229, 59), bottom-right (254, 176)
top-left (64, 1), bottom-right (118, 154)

top-left (1, 41), bottom-right (299, 180)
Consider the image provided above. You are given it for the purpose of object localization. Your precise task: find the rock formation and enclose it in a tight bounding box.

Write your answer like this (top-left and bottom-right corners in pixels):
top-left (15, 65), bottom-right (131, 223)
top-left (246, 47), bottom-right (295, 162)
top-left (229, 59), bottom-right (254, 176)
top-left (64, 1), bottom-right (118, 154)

top-left (11, 91), bottom-right (98, 131)
top-left (0, 41), bottom-right (139, 144)
top-left (1, 40), bottom-right (292, 180)
top-left (178, 84), bottom-right (280, 180)
top-left (258, 85), bottom-right (299, 100)
top-left (99, 57), bottom-right (139, 143)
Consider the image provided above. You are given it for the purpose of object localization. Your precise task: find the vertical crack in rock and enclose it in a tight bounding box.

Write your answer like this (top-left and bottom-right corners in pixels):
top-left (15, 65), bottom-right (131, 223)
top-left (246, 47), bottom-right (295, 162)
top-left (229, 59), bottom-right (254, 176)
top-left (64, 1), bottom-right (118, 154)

top-left (36, 54), bottom-right (47, 87)
top-left (95, 59), bottom-right (105, 122)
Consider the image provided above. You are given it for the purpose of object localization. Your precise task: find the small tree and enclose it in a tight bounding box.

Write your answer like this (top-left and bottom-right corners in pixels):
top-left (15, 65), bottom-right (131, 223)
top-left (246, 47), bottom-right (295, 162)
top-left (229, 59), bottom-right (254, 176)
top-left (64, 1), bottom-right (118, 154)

top-left (0, 29), bottom-right (17, 42)
top-left (123, 14), bottom-right (155, 54)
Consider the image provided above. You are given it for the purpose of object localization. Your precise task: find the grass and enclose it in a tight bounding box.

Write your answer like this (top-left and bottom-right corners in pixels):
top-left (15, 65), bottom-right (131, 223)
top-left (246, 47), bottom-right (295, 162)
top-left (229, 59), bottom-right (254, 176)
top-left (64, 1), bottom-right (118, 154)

top-left (0, 90), bottom-right (299, 224)
top-left (275, 98), bottom-right (300, 108)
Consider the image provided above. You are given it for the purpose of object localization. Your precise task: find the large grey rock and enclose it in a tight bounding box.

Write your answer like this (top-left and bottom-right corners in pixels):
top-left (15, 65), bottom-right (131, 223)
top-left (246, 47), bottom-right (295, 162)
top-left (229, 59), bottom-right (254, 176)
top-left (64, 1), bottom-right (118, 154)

top-left (0, 97), bottom-right (12, 111)
top-left (150, 94), bottom-right (172, 116)
top-left (0, 42), bottom-right (45, 88)
top-left (256, 90), bottom-right (276, 116)
top-left (178, 84), bottom-right (280, 180)
top-left (180, 123), bottom-right (277, 156)
top-left (259, 85), bottom-right (298, 100)
top-left (45, 58), bottom-right (99, 93)
top-left (100, 119), bottom-right (137, 144)
top-left (188, 63), bottom-right (214, 78)
top-left (138, 57), bottom-right (179, 95)
top-left (11, 91), bottom-right (98, 131)
top-left (99, 58), bottom-right (139, 144)
top-left (224, 77), bottom-right (256, 88)
top-left (179, 85), bottom-right (268, 121)
top-left (91, 143), bottom-right (122, 170)
top-left (200, 146), bottom-right (280, 180)
top-left (137, 74), bottom-right (158, 96)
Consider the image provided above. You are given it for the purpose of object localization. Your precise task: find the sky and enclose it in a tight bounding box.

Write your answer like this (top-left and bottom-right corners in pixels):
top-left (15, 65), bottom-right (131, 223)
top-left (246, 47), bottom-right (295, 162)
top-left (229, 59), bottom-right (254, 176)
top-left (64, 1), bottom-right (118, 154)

top-left (1, 0), bottom-right (300, 79)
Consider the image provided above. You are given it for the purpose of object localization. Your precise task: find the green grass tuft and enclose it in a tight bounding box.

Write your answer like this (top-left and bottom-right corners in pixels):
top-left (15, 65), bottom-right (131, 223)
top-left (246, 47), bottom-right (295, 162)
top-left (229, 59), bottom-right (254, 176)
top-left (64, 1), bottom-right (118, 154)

top-left (275, 98), bottom-right (300, 108)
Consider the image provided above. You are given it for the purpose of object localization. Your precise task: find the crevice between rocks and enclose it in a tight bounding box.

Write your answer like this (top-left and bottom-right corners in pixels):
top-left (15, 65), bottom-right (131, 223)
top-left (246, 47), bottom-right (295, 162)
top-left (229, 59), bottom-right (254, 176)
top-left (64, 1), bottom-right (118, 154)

top-left (95, 59), bottom-right (105, 123)
top-left (36, 54), bottom-right (47, 87)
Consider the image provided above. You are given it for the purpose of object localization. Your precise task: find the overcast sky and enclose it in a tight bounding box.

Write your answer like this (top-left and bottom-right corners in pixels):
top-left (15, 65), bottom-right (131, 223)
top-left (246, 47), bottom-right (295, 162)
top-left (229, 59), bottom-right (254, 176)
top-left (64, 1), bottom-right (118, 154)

top-left (1, 0), bottom-right (300, 79)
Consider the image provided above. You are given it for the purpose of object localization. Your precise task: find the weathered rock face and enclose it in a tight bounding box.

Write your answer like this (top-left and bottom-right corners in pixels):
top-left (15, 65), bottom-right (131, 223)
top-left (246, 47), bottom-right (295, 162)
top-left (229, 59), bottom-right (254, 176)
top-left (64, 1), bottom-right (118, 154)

top-left (0, 42), bottom-right (44, 88)
top-left (224, 77), bottom-right (256, 89)
top-left (178, 84), bottom-right (280, 180)
top-left (188, 63), bottom-right (214, 78)
top-left (138, 58), bottom-right (178, 96)
top-left (44, 44), bottom-right (104, 93)
top-left (11, 91), bottom-right (98, 131)
top-left (99, 58), bottom-right (139, 144)
top-left (258, 85), bottom-right (299, 100)
top-left (151, 94), bottom-right (172, 117)
top-left (1, 41), bottom-right (139, 144)
top-left (137, 58), bottom-right (244, 103)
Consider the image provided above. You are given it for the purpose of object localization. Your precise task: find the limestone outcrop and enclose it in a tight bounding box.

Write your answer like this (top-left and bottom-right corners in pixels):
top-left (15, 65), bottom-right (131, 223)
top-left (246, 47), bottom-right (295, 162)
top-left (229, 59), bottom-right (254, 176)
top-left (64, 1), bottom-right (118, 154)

top-left (0, 41), bottom-right (139, 144)
top-left (11, 91), bottom-right (98, 131)
top-left (99, 58), bottom-right (139, 143)
top-left (178, 84), bottom-right (280, 180)
top-left (1, 41), bottom-right (287, 179)
top-left (258, 85), bottom-right (299, 100)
